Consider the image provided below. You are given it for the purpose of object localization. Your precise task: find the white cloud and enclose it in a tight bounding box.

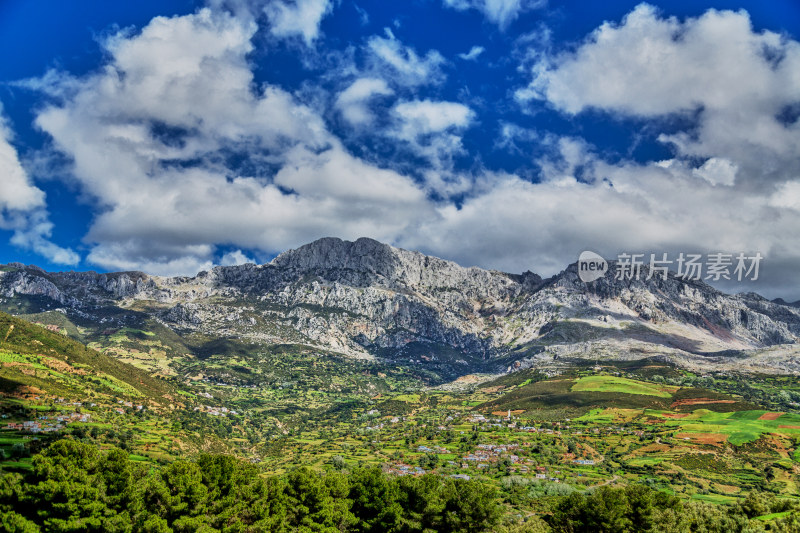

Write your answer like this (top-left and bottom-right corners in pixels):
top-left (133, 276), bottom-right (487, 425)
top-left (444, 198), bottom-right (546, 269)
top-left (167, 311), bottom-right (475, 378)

top-left (458, 45), bottom-right (485, 60)
top-left (0, 107), bottom-right (78, 265)
top-left (496, 122), bottom-right (538, 153)
top-left (87, 241), bottom-right (215, 277)
top-left (404, 144), bottom-right (800, 299)
top-left (33, 8), bottom-right (432, 275)
top-left (443, 0), bottom-right (544, 29)
top-left (504, 3), bottom-right (800, 298)
top-left (770, 181), bottom-right (800, 211)
top-left (8, 211), bottom-right (80, 266)
top-left (264, 0), bottom-right (334, 44)
top-left (0, 110), bottom-right (45, 212)
top-left (388, 100), bottom-right (475, 177)
top-left (366, 29), bottom-right (446, 86)
top-left (524, 4), bottom-right (800, 182)
top-left (392, 100), bottom-right (474, 139)
top-left (692, 157), bottom-right (738, 186)
top-left (527, 5), bottom-right (799, 115)
top-left (335, 77), bottom-right (393, 126)
top-left (354, 4), bottom-right (369, 26)
top-left (220, 249), bottom-right (256, 266)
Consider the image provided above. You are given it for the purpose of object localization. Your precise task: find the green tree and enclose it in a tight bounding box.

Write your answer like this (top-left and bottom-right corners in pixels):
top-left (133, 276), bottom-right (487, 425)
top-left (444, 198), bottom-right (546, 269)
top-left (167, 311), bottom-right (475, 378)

top-left (349, 467), bottom-right (401, 532)
top-left (396, 474), bottom-right (445, 532)
top-left (440, 478), bottom-right (501, 533)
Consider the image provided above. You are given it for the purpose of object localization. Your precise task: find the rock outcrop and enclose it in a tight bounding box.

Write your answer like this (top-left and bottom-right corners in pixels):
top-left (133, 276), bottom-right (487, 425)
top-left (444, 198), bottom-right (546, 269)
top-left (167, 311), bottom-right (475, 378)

top-left (1, 237), bottom-right (798, 373)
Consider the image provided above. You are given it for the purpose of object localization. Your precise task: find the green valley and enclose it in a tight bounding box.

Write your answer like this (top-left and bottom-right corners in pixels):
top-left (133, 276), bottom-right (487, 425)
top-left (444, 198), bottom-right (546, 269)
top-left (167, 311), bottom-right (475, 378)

top-left (3, 311), bottom-right (800, 531)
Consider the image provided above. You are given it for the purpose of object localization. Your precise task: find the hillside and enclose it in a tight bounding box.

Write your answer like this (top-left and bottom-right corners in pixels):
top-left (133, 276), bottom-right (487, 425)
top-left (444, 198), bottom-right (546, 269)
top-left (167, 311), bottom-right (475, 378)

top-left (1, 238), bottom-right (799, 382)
top-left (0, 311), bottom-right (172, 402)
top-left (3, 287), bottom-right (800, 529)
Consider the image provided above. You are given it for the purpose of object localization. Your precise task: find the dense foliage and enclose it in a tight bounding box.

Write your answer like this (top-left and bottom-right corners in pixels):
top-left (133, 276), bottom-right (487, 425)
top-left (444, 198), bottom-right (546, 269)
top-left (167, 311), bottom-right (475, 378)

top-left (3, 440), bottom-right (800, 532)
top-left (546, 485), bottom-right (800, 532)
top-left (0, 439), bottom-right (500, 532)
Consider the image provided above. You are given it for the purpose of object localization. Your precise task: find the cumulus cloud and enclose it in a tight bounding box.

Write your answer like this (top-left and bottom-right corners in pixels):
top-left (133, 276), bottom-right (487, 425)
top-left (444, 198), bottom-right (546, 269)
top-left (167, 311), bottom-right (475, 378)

top-left (392, 100), bottom-right (474, 139)
top-left (366, 29), bottom-right (446, 86)
top-left (499, 4), bottom-right (800, 297)
top-left (264, 0), bottom-right (334, 44)
top-left (770, 181), bottom-right (800, 211)
top-left (9, 211), bottom-right (81, 266)
top-left (0, 111), bottom-right (45, 213)
top-left (443, 0), bottom-right (545, 29)
top-left (335, 78), bottom-right (394, 126)
top-left (692, 157), bottom-right (738, 187)
top-left (527, 5), bottom-right (797, 115)
top-left (405, 143), bottom-right (800, 299)
top-left (219, 249), bottom-right (256, 266)
top-left (33, 8), bottom-right (431, 276)
top-left (524, 4), bottom-right (800, 183)
top-left (0, 107), bottom-right (78, 265)
top-left (388, 100), bottom-right (475, 178)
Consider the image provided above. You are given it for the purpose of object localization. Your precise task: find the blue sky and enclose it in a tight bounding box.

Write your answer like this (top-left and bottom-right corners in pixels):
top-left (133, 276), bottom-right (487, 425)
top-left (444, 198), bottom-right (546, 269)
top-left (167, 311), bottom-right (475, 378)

top-left (1, 0), bottom-right (799, 299)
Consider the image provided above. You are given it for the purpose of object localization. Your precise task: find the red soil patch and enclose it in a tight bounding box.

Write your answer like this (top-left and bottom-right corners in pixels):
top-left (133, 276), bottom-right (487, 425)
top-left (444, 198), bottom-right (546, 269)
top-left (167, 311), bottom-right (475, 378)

top-left (676, 432), bottom-right (728, 445)
top-left (778, 425), bottom-right (800, 429)
top-left (758, 412), bottom-right (785, 421)
top-left (671, 398), bottom-right (736, 408)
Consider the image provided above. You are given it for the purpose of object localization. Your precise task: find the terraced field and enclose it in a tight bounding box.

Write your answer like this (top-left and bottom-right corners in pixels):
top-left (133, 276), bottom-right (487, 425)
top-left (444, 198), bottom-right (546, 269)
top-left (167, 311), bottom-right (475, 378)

top-left (648, 409), bottom-right (800, 446)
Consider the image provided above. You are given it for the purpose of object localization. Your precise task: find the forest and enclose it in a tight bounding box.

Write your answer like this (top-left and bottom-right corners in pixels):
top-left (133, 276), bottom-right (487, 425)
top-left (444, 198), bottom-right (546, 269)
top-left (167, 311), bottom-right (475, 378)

top-left (3, 439), bottom-right (800, 532)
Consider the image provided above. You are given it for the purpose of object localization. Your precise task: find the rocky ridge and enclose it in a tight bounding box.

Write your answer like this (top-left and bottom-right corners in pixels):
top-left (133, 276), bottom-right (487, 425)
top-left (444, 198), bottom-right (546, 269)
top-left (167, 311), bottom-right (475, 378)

top-left (1, 237), bottom-right (799, 375)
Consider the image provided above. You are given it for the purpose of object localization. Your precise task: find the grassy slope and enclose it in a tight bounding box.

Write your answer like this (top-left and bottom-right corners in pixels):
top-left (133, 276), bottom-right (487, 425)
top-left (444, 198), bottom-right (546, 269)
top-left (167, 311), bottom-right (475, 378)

top-left (0, 311), bottom-right (172, 402)
top-left (571, 375), bottom-right (677, 397)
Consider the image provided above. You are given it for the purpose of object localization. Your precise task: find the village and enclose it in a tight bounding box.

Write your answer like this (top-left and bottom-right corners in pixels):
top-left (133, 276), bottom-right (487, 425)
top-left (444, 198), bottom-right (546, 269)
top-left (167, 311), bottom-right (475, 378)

top-left (4, 411), bottom-right (90, 434)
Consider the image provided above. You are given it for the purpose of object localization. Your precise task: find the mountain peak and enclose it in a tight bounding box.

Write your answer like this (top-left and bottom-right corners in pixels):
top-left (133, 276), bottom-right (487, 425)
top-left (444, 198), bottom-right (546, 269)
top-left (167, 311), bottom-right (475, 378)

top-left (270, 237), bottom-right (397, 273)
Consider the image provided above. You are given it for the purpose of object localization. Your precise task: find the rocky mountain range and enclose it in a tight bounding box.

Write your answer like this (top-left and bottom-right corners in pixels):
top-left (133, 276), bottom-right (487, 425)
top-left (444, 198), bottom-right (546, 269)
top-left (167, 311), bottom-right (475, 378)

top-left (2, 237), bottom-right (800, 378)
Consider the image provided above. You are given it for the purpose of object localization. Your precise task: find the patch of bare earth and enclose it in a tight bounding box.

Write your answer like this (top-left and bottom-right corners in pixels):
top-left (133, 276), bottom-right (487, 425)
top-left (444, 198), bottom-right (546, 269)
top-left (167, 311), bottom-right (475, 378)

top-left (6, 385), bottom-right (46, 399)
top-left (676, 432), bottom-right (729, 446)
top-left (715, 484), bottom-right (740, 495)
top-left (41, 356), bottom-right (87, 375)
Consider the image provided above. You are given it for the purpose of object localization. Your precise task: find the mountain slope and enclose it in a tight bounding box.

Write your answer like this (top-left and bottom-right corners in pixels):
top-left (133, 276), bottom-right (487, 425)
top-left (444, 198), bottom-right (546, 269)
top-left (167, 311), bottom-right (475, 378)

top-left (0, 311), bottom-right (172, 402)
top-left (1, 238), bottom-right (799, 378)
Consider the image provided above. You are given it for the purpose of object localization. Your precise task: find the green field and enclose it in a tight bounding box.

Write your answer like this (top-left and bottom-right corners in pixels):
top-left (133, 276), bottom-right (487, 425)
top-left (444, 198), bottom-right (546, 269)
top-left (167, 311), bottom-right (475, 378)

top-left (644, 409), bottom-right (800, 445)
top-left (571, 375), bottom-right (676, 397)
